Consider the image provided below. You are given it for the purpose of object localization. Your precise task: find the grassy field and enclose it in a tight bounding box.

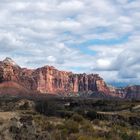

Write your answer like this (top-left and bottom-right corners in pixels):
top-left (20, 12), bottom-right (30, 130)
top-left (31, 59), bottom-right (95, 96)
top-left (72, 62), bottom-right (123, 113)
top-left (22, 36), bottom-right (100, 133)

top-left (0, 95), bottom-right (139, 140)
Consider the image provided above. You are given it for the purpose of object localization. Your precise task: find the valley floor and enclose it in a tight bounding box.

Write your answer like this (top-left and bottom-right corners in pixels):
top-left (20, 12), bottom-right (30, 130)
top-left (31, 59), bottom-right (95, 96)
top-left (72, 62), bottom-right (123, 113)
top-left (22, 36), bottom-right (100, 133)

top-left (0, 96), bottom-right (139, 140)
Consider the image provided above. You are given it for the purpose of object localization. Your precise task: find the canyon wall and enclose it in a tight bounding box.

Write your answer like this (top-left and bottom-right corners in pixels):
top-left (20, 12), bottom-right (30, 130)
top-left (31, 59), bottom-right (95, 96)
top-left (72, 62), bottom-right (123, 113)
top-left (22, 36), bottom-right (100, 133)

top-left (0, 58), bottom-right (139, 99)
top-left (0, 58), bottom-right (109, 94)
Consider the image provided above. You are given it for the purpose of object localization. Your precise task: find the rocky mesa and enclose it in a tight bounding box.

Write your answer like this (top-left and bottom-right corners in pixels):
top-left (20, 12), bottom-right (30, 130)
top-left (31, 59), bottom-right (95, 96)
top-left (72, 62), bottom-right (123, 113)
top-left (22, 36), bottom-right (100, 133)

top-left (0, 57), bottom-right (109, 95)
top-left (0, 57), bottom-right (139, 99)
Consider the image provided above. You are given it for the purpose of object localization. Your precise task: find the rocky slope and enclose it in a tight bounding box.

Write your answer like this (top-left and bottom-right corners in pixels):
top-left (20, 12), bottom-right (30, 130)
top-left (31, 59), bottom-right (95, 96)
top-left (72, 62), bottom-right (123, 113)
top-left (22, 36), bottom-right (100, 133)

top-left (0, 57), bottom-right (139, 98)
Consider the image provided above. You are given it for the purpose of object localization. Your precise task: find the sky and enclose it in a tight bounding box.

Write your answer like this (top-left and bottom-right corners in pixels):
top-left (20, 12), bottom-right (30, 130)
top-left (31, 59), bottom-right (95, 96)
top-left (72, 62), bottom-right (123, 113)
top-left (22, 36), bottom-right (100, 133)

top-left (0, 0), bottom-right (140, 86)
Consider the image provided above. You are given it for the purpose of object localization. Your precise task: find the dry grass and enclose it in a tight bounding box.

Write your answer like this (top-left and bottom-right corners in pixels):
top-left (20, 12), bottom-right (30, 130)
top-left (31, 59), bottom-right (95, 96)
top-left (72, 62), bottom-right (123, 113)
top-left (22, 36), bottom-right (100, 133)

top-left (0, 112), bottom-right (18, 121)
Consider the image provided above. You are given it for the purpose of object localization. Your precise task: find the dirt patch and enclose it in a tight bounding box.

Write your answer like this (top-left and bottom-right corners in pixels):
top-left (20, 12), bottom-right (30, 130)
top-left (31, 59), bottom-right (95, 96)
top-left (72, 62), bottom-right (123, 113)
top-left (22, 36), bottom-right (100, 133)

top-left (0, 112), bottom-right (18, 121)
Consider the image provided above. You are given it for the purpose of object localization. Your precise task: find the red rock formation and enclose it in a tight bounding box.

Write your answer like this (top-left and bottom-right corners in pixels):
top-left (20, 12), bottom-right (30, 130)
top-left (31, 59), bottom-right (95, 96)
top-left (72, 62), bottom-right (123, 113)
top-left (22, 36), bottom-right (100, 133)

top-left (32, 67), bottom-right (109, 94)
top-left (0, 81), bottom-right (31, 95)
top-left (0, 58), bottom-right (109, 95)
top-left (125, 85), bottom-right (140, 99)
top-left (1, 57), bottom-right (139, 99)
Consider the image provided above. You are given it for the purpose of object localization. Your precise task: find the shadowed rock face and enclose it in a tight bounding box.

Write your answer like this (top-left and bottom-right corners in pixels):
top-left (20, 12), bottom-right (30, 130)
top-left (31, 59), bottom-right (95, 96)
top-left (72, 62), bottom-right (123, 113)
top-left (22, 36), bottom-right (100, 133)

top-left (125, 85), bottom-right (140, 99)
top-left (0, 58), bottom-right (109, 95)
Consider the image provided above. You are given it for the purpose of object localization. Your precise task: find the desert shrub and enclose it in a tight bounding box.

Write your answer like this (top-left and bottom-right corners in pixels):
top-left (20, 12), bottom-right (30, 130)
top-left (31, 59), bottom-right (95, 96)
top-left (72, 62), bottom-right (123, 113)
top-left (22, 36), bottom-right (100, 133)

top-left (86, 110), bottom-right (97, 120)
top-left (64, 119), bottom-right (79, 134)
top-left (53, 131), bottom-right (61, 140)
top-left (33, 115), bottom-right (55, 132)
top-left (35, 100), bottom-right (65, 116)
top-left (61, 128), bottom-right (69, 138)
top-left (18, 124), bottom-right (36, 139)
top-left (75, 108), bottom-right (85, 116)
top-left (53, 130), bottom-right (70, 140)
top-left (19, 102), bottom-right (29, 110)
top-left (9, 126), bottom-right (20, 133)
top-left (57, 110), bottom-right (73, 118)
top-left (68, 133), bottom-right (81, 140)
top-left (92, 119), bottom-right (100, 125)
top-left (71, 114), bottom-right (84, 123)
top-left (45, 121), bottom-right (54, 132)
top-left (78, 135), bottom-right (106, 140)
top-left (56, 125), bottom-right (73, 139)
top-left (107, 131), bottom-right (123, 140)
top-left (36, 101), bottom-right (55, 116)
top-left (129, 117), bottom-right (140, 126)
top-left (35, 132), bottom-right (50, 140)
top-left (126, 132), bottom-right (140, 140)
top-left (19, 115), bottom-right (33, 125)
top-left (121, 132), bottom-right (131, 140)
top-left (80, 120), bottom-right (93, 134)
top-left (95, 130), bottom-right (109, 138)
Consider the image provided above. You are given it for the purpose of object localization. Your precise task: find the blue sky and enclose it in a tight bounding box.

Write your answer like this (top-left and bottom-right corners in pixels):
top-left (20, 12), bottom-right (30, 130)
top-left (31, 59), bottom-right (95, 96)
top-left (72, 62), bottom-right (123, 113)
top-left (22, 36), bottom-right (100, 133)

top-left (73, 34), bottom-right (130, 55)
top-left (0, 0), bottom-right (140, 86)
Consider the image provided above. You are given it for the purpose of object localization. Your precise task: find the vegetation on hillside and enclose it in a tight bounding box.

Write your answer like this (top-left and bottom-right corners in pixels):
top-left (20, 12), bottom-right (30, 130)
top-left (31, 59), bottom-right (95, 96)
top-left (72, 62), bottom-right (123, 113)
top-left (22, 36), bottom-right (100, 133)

top-left (0, 95), bottom-right (139, 140)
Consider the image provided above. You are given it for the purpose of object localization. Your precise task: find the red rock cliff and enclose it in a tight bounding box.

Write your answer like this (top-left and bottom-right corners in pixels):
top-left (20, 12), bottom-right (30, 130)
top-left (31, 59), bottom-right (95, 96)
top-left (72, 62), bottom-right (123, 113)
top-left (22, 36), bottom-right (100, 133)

top-left (0, 58), bottom-right (109, 94)
top-left (32, 66), bottom-right (110, 94)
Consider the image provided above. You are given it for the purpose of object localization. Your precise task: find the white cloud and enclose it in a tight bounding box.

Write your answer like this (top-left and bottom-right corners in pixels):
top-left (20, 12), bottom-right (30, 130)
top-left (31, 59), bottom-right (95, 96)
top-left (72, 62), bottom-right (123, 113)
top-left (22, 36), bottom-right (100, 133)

top-left (97, 59), bottom-right (111, 69)
top-left (0, 0), bottom-right (139, 86)
top-left (89, 33), bottom-right (140, 84)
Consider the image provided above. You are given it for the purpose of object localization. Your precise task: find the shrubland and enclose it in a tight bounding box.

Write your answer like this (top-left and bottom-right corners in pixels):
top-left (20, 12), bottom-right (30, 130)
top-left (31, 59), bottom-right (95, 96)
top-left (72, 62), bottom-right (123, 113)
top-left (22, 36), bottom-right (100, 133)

top-left (0, 95), bottom-right (139, 140)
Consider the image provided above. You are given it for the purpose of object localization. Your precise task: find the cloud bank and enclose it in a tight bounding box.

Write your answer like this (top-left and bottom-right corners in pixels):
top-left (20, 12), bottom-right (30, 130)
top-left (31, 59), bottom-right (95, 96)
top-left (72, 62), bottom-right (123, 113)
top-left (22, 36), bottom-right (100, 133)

top-left (0, 0), bottom-right (140, 86)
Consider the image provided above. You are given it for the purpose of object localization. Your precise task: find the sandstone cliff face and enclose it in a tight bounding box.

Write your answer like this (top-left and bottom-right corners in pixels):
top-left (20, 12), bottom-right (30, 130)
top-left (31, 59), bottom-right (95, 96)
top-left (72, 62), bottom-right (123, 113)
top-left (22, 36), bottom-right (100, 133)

top-left (32, 66), bottom-right (72, 93)
top-left (0, 58), bottom-right (109, 95)
top-left (0, 58), bottom-right (139, 99)
top-left (32, 66), bottom-right (109, 94)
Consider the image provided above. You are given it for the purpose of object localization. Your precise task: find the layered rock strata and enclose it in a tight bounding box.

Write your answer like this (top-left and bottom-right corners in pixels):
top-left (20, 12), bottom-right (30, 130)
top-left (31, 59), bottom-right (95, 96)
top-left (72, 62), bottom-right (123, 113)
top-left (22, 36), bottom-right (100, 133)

top-left (0, 58), bottom-right (109, 94)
